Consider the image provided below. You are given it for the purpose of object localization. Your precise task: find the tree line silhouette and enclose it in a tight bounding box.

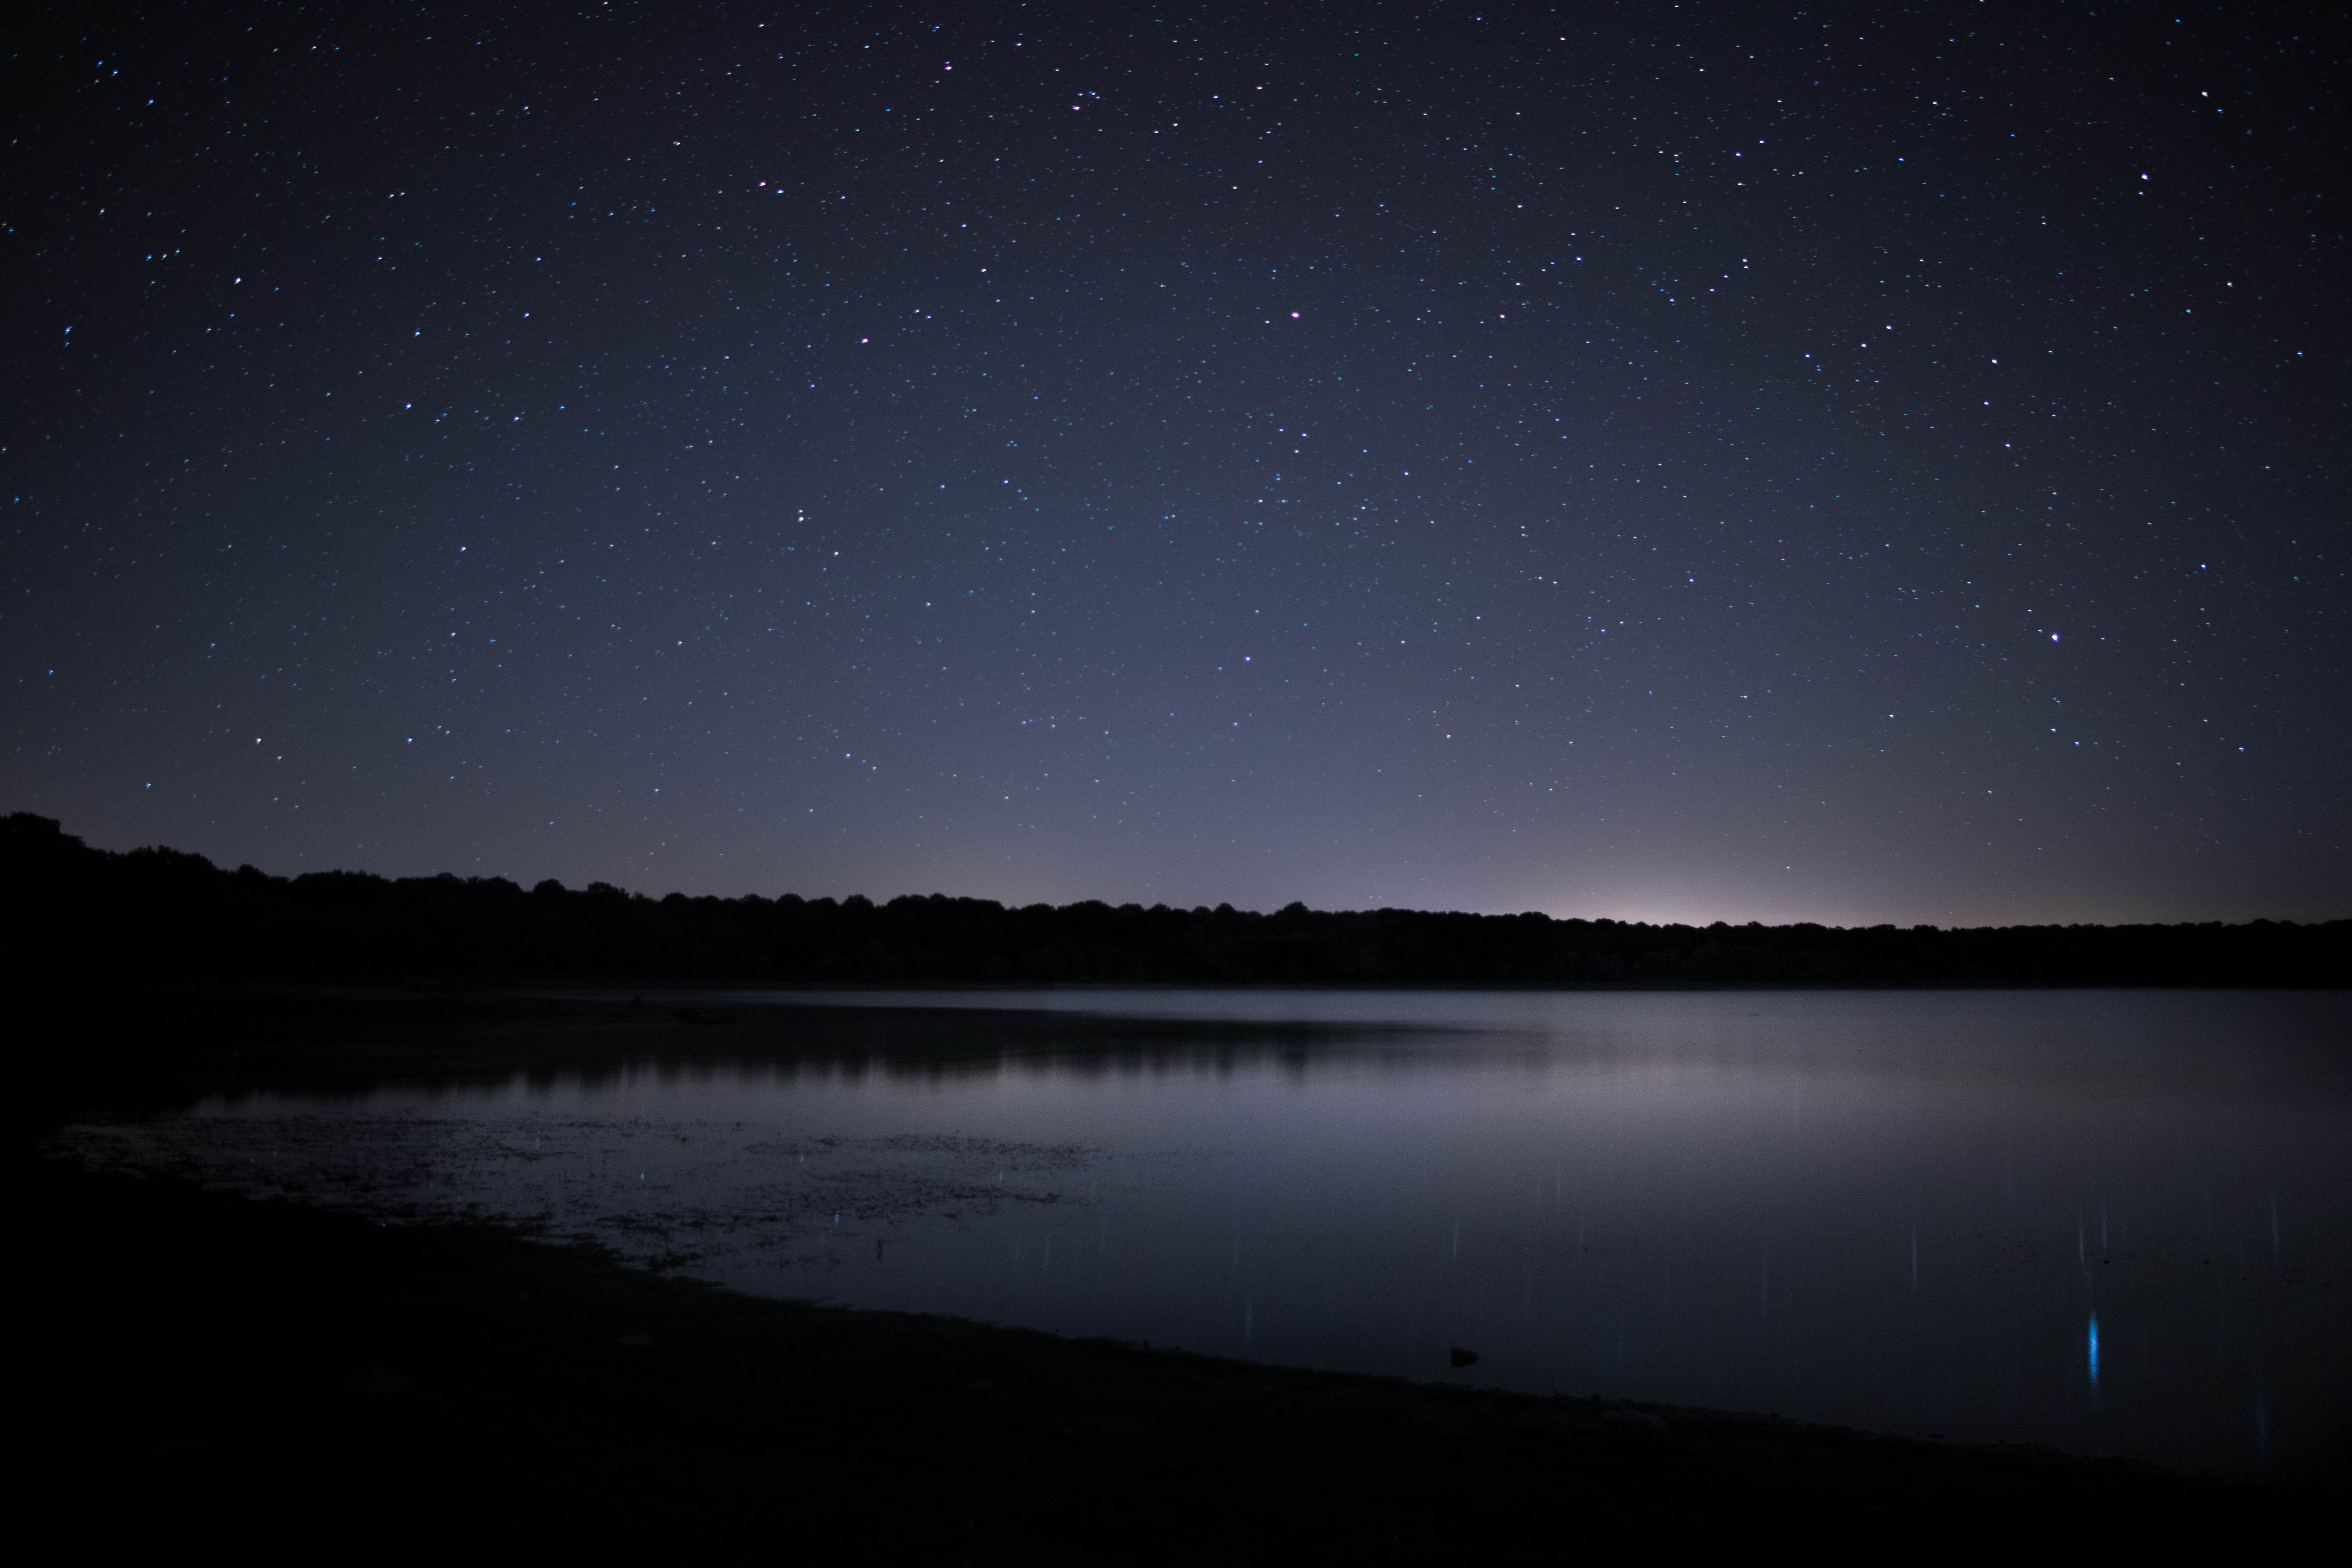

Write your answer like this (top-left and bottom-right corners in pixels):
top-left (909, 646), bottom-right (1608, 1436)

top-left (9, 812), bottom-right (2344, 989)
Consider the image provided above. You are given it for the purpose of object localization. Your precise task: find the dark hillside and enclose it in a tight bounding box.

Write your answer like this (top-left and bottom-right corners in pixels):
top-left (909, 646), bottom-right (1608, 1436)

top-left (9, 813), bottom-right (2344, 989)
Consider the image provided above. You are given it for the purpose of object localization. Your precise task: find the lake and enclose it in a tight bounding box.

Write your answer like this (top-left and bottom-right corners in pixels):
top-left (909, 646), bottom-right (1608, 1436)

top-left (55, 987), bottom-right (2350, 1479)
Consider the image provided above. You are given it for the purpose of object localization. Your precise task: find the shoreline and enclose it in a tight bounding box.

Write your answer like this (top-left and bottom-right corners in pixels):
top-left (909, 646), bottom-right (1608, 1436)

top-left (24, 1154), bottom-right (2308, 1551)
top-left (25, 985), bottom-right (2339, 1546)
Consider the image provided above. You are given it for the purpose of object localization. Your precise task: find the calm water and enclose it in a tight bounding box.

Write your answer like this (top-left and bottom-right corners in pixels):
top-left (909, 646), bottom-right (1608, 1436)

top-left (59, 988), bottom-right (2350, 1478)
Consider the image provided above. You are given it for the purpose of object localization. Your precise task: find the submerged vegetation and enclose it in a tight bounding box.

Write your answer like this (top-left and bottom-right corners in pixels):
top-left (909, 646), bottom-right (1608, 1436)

top-left (8, 813), bottom-right (2343, 989)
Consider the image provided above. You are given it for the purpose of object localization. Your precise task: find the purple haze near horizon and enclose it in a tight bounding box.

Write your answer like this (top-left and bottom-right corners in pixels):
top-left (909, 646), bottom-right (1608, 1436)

top-left (6, 2), bottom-right (2344, 925)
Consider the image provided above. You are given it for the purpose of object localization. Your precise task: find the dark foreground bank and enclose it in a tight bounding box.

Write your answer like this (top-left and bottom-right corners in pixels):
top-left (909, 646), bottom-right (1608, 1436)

top-left (24, 988), bottom-right (2337, 1553)
top-left (25, 1156), bottom-right (2316, 1557)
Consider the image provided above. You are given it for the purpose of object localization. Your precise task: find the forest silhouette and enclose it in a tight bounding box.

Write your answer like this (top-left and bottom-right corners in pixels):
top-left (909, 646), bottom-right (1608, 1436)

top-left (8, 813), bottom-right (2343, 989)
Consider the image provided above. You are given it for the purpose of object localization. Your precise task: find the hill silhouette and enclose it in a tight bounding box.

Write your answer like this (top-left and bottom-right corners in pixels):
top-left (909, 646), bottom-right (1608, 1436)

top-left (7, 812), bottom-right (2344, 989)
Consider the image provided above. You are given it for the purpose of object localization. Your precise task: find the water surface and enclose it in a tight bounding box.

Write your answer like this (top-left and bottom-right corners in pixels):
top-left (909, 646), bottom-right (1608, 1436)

top-left (58, 988), bottom-right (2349, 1478)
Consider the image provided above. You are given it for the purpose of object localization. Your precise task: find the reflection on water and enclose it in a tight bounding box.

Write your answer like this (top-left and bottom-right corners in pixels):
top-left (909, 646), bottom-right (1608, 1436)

top-left (55, 988), bottom-right (2352, 1478)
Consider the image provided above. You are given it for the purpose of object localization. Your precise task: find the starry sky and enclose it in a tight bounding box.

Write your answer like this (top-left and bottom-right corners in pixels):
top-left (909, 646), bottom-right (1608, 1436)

top-left (7, 1), bottom-right (2344, 926)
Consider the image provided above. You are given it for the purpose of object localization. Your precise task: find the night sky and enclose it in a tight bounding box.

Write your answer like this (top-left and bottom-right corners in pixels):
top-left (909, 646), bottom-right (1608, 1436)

top-left (8, 2), bottom-right (2344, 926)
